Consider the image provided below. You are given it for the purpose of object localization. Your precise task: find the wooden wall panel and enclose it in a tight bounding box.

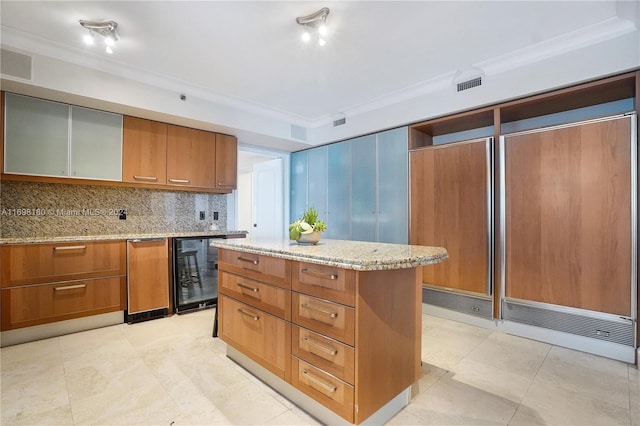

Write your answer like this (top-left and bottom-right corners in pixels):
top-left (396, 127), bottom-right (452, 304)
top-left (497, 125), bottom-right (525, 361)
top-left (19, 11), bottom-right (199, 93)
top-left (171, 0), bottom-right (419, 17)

top-left (410, 140), bottom-right (489, 295)
top-left (505, 117), bottom-right (632, 316)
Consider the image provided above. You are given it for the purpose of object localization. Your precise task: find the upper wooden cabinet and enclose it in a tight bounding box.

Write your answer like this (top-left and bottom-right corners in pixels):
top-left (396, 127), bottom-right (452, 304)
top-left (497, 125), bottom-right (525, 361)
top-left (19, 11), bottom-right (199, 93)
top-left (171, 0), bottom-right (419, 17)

top-left (167, 124), bottom-right (217, 189)
top-left (122, 116), bottom-right (167, 185)
top-left (215, 133), bottom-right (238, 190)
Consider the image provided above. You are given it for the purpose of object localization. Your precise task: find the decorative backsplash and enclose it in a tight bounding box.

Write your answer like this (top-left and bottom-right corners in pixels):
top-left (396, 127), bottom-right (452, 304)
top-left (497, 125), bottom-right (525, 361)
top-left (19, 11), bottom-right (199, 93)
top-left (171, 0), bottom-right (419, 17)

top-left (0, 181), bottom-right (228, 239)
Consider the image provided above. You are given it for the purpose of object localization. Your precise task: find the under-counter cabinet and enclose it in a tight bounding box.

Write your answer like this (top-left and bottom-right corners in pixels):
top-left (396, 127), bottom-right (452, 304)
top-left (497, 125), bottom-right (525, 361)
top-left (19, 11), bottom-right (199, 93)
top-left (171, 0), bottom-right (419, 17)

top-left (122, 116), bottom-right (168, 185)
top-left (126, 238), bottom-right (170, 321)
top-left (216, 241), bottom-right (444, 424)
top-left (4, 93), bottom-right (123, 180)
top-left (0, 241), bottom-right (126, 331)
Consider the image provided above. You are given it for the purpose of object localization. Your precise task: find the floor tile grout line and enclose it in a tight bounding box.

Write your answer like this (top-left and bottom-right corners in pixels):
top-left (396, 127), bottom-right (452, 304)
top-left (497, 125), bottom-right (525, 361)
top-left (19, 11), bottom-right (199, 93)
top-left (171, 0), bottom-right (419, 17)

top-left (505, 342), bottom-right (552, 426)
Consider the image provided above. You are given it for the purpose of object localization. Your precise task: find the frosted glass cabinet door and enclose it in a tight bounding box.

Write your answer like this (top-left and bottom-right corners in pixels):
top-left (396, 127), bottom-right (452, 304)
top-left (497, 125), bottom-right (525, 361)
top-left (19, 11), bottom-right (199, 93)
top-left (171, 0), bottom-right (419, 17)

top-left (307, 146), bottom-right (328, 218)
top-left (377, 127), bottom-right (408, 244)
top-left (71, 106), bottom-right (123, 180)
top-left (326, 141), bottom-right (350, 239)
top-left (290, 151), bottom-right (308, 222)
top-left (4, 93), bottom-right (69, 176)
top-left (350, 135), bottom-right (377, 242)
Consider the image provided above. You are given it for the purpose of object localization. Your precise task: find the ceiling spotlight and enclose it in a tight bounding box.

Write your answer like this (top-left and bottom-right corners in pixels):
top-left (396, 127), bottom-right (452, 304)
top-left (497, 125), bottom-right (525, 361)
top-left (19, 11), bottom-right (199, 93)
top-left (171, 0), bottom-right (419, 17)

top-left (296, 7), bottom-right (329, 46)
top-left (79, 19), bottom-right (119, 53)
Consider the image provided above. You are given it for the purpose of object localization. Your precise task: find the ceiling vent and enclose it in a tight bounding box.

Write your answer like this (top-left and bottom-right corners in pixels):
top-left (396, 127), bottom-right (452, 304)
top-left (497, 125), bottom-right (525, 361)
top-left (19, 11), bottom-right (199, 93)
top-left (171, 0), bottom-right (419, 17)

top-left (1, 49), bottom-right (32, 80)
top-left (457, 76), bottom-right (482, 92)
top-left (333, 117), bottom-right (346, 127)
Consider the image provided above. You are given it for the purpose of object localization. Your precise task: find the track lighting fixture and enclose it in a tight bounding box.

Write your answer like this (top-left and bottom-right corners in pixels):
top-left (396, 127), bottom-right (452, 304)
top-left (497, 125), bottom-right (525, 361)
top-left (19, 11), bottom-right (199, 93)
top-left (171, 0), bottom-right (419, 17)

top-left (296, 7), bottom-right (329, 46)
top-left (80, 19), bottom-right (119, 54)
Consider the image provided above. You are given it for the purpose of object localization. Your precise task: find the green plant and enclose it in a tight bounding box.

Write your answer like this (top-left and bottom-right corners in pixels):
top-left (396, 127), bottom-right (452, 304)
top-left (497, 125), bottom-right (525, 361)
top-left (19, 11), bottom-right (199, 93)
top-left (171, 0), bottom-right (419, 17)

top-left (289, 207), bottom-right (327, 240)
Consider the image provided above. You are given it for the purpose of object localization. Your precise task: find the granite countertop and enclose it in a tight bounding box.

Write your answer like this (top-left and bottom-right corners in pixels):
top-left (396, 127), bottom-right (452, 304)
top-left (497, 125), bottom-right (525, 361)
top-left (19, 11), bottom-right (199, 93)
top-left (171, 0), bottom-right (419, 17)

top-left (0, 230), bottom-right (248, 245)
top-left (210, 237), bottom-right (448, 271)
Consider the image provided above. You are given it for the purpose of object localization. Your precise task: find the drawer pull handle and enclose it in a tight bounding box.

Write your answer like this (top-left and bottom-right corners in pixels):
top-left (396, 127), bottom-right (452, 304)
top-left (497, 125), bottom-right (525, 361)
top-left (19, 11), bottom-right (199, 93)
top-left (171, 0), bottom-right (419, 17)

top-left (302, 336), bottom-right (338, 356)
top-left (168, 178), bottom-right (190, 183)
top-left (301, 303), bottom-right (338, 318)
top-left (54, 245), bottom-right (87, 251)
top-left (133, 175), bottom-right (158, 181)
top-left (237, 308), bottom-right (259, 321)
top-left (237, 283), bottom-right (259, 293)
top-left (302, 369), bottom-right (337, 393)
top-left (54, 284), bottom-right (87, 291)
top-left (237, 256), bottom-right (259, 265)
top-left (301, 268), bottom-right (338, 280)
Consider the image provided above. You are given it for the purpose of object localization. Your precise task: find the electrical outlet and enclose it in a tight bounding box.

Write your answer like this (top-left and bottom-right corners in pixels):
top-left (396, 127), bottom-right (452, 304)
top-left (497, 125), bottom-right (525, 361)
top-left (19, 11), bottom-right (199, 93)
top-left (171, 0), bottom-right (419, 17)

top-left (213, 211), bottom-right (219, 220)
top-left (199, 211), bottom-right (205, 220)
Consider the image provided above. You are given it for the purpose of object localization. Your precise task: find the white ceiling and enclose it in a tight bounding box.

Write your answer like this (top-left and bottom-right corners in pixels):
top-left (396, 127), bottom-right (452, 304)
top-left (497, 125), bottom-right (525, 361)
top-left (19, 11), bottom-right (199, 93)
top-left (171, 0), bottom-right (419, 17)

top-left (0, 1), bottom-right (638, 150)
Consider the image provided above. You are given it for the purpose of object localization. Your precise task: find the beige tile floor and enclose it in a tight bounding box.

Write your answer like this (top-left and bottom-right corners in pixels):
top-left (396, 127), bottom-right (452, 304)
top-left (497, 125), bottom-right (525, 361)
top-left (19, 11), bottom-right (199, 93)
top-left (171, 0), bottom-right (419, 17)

top-left (1, 310), bottom-right (638, 425)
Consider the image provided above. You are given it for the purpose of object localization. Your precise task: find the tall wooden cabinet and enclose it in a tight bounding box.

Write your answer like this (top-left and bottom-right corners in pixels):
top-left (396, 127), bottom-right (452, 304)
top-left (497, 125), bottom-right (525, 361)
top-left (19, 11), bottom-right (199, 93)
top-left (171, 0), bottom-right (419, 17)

top-left (410, 138), bottom-right (491, 296)
top-left (503, 116), bottom-right (633, 316)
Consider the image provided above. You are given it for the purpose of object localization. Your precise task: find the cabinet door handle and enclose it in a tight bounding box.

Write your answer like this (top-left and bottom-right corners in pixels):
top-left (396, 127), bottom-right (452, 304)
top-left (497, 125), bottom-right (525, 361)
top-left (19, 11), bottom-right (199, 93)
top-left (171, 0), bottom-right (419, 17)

top-left (301, 303), bottom-right (338, 318)
top-left (168, 178), bottom-right (190, 183)
top-left (237, 256), bottom-right (259, 265)
top-left (302, 336), bottom-right (338, 356)
top-left (133, 175), bottom-right (158, 181)
top-left (53, 245), bottom-right (87, 251)
top-left (237, 283), bottom-right (259, 293)
top-left (217, 182), bottom-right (230, 186)
top-left (54, 283), bottom-right (87, 291)
top-left (302, 369), bottom-right (337, 393)
top-left (301, 268), bottom-right (338, 280)
top-left (237, 308), bottom-right (259, 321)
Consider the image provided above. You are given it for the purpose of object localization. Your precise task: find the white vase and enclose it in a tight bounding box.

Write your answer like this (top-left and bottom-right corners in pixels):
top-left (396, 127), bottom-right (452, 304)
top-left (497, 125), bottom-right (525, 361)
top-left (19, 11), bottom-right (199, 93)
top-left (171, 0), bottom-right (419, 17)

top-left (296, 231), bottom-right (321, 245)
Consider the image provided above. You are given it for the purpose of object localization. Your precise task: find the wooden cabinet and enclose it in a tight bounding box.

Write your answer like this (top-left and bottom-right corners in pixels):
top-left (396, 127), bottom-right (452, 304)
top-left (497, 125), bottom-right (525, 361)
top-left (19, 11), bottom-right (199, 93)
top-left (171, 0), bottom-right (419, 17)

top-left (503, 116), bottom-right (633, 316)
top-left (122, 116), bottom-right (167, 185)
top-left (167, 124), bottom-right (216, 189)
top-left (126, 239), bottom-right (169, 315)
top-left (218, 247), bottom-right (423, 424)
top-left (410, 139), bottom-right (491, 296)
top-left (215, 133), bottom-right (237, 190)
top-left (0, 240), bottom-right (127, 331)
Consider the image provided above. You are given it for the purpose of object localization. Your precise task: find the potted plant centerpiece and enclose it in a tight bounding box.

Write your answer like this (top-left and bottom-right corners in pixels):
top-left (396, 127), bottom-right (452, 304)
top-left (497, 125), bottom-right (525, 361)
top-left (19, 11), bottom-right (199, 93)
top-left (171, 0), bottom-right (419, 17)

top-left (289, 207), bottom-right (327, 245)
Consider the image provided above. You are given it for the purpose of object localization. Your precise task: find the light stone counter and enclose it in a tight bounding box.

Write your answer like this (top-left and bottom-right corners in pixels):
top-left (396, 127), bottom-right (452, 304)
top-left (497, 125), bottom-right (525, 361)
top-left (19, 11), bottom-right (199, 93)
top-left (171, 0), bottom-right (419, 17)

top-left (0, 230), bottom-right (248, 245)
top-left (210, 237), bottom-right (447, 271)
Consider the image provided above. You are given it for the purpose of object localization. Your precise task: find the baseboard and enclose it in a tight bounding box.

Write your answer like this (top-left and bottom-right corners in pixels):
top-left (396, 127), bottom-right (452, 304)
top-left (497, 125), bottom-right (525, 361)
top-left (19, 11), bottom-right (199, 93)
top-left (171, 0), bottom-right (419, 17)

top-left (0, 311), bottom-right (125, 347)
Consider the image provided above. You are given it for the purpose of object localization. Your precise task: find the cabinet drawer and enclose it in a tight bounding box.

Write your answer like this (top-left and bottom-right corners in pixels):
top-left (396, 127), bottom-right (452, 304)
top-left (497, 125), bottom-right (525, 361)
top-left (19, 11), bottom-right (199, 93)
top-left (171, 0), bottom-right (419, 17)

top-left (291, 357), bottom-right (354, 423)
top-left (0, 277), bottom-right (126, 331)
top-left (219, 295), bottom-right (291, 380)
top-left (1, 241), bottom-right (126, 288)
top-left (292, 326), bottom-right (354, 385)
top-left (219, 272), bottom-right (290, 321)
top-left (218, 249), bottom-right (290, 288)
top-left (292, 293), bottom-right (355, 346)
top-left (292, 262), bottom-right (355, 306)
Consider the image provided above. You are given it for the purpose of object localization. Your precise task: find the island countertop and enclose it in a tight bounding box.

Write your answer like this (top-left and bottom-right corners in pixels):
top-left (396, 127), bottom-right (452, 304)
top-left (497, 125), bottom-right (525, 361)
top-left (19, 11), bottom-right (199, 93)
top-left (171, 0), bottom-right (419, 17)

top-left (210, 237), bottom-right (447, 271)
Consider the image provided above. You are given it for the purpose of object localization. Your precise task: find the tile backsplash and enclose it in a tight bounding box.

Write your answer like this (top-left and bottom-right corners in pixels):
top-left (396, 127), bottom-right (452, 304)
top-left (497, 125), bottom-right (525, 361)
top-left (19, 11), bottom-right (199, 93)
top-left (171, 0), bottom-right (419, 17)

top-left (0, 181), bottom-right (227, 239)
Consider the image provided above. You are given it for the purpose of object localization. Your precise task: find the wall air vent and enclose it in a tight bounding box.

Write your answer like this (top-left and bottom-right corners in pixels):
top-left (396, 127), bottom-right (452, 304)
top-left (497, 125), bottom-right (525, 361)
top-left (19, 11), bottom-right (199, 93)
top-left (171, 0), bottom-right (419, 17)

top-left (333, 117), bottom-right (346, 127)
top-left (457, 76), bottom-right (482, 92)
top-left (1, 49), bottom-right (32, 80)
top-left (290, 124), bottom-right (307, 142)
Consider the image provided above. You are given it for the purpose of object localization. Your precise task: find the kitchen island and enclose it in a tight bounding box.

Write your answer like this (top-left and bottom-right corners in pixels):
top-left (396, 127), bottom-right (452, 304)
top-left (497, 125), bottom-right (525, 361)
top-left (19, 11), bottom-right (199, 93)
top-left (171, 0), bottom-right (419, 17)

top-left (210, 238), bottom-right (447, 425)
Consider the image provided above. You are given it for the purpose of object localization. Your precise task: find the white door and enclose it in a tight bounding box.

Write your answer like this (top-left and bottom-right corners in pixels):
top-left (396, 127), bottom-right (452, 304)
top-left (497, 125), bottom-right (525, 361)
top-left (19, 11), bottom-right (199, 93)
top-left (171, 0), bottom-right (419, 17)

top-left (251, 158), bottom-right (284, 240)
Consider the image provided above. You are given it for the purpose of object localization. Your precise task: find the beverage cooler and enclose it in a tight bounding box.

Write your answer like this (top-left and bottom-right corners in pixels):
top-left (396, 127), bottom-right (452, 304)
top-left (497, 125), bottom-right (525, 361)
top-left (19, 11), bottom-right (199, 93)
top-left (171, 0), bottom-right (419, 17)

top-left (173, 236), bottom-right (225, 314)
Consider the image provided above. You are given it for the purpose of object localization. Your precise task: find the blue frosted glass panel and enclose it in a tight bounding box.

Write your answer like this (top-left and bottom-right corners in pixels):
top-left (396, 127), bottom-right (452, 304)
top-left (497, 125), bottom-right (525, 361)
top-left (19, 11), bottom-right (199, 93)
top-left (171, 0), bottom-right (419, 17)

top-left (307, 146), bottom-right (328, 219)
top-left (327, 141), bottom-right (350, 239)
top-left (290, 151), bottom-right (308, 221)
top-left (377, 127), bottom-right (408, 244)
top-left (350, 135), bottom-right (377, 242)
